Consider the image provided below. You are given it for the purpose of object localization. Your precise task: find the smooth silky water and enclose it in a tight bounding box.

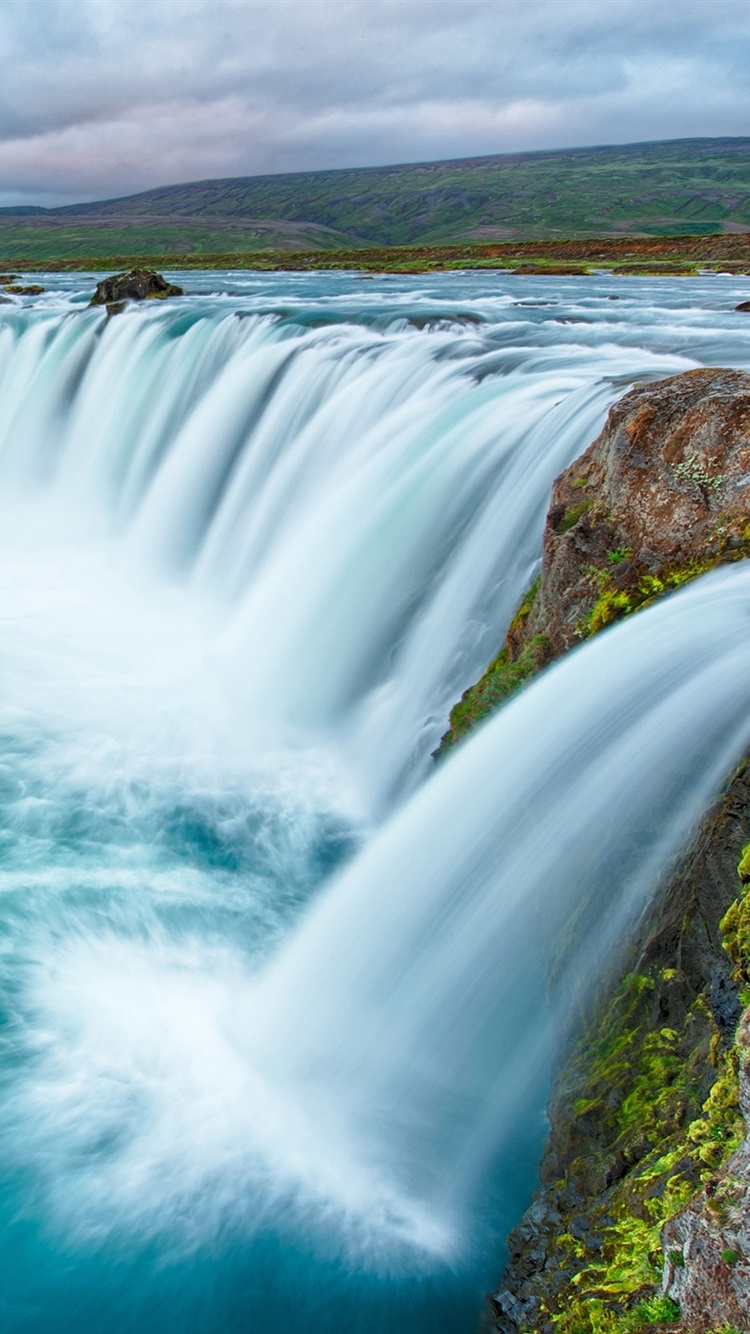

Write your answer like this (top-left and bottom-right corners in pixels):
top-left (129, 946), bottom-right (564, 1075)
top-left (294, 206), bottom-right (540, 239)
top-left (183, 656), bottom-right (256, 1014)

top-left (1, 271), bottom-right (750, 1331)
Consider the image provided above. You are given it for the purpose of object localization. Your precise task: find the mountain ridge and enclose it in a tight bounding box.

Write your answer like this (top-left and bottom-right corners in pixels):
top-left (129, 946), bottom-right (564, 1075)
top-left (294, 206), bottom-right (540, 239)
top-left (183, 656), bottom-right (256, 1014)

top-left (1, 136), bottom-right (749, 255)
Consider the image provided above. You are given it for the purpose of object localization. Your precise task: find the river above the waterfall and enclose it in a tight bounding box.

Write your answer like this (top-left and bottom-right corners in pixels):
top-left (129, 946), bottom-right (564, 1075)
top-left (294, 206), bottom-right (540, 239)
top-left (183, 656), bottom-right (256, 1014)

top-left (1, 270), bottom-right (750, 1333)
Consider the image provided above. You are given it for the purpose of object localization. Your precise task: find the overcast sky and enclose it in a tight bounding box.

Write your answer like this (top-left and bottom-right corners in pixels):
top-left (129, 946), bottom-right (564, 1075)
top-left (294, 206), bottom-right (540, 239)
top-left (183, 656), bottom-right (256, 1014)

top-left (0, 0), bottom-right (749, 207)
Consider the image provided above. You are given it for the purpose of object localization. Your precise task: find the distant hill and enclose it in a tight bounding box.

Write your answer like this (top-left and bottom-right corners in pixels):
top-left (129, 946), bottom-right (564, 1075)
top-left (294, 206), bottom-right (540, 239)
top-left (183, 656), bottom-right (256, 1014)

top-left (1, 137), bottom-right (749, 258)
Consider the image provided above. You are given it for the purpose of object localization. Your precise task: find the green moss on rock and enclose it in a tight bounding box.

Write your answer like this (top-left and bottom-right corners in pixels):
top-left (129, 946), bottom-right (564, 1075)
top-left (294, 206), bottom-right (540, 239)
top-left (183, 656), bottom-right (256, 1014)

top-left (557, 500), bottom-right (593, 534)
top-left (443, 371), bottom-right (750, 760)
top-left (495, 839), bottom-right (750, 1334)
top-left (436, 576), bottom-right (550, 757)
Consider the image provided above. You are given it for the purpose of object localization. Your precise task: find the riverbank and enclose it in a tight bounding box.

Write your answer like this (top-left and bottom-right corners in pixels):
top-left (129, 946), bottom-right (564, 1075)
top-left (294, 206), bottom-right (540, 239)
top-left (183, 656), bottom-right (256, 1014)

top-left (0, 232), bottom-right (749, 275)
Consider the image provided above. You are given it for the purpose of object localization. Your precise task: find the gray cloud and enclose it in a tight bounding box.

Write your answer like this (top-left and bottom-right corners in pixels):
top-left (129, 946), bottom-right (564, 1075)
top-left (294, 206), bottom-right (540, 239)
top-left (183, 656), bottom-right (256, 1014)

top-left (0, 0), bottom-right (748, 205)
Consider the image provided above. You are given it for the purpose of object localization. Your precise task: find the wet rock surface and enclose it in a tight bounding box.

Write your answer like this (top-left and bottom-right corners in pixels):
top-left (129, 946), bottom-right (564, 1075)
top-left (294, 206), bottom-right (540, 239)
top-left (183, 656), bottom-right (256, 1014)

top-left (438, 368), bottom-right (750, 757)
top-left (90, 268), bottom-right (184, 312)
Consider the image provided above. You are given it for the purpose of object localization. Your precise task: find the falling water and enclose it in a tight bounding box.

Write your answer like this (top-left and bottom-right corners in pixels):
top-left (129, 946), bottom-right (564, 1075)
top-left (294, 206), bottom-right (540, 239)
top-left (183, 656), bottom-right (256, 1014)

top-left (1, 270), bottom-right (750, 1332)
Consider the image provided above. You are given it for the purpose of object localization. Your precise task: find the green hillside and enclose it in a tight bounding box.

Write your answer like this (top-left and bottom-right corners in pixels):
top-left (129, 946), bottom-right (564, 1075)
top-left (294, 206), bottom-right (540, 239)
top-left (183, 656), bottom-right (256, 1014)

top-left (0, 216), bottom-right (358, 260)
top-left (1, 137), bottom-right (749, 257)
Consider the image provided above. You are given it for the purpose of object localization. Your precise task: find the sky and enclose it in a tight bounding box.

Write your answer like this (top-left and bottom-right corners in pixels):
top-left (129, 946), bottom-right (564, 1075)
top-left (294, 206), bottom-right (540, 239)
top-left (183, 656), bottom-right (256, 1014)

top-left (0, 0), bottom-right (749, 208)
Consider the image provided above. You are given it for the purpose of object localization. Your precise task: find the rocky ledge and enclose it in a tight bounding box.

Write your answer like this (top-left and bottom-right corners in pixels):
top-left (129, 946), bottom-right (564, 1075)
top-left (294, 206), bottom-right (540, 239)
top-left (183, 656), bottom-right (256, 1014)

top-left (436, 368), bottom-right (750, 1332)
top-left (438, 368), bottom-right (750, 758)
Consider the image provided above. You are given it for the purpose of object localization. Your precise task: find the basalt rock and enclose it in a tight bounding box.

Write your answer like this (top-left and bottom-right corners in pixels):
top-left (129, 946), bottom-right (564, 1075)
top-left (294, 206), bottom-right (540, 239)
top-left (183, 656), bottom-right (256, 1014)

top-left (90, 268), bottom-right (183, 313)
top-left (438, 368), bottom-right (750, 757)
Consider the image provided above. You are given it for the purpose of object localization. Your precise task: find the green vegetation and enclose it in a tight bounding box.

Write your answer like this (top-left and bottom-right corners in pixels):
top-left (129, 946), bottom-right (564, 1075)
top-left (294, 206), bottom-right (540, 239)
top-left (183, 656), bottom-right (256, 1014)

top-left (0, 219), bottom-right (359, 262)
top-left (557, 500), bottom-right (592, 533)
top-left (583, 557), bottom-right (715, 637)
top-left (544, 931), bottom-right (747, 1334)
top-left (3, 137), bottom-right (750, 255)
top-left (581, 528), bottom-right (750, 639)
top-left (438, 577), bottom-right (549, 755)
top-left (438, 522), bottom-right (750, 760)
top-left (0, 233), bottom-right (748, 274)
top-left (719, 847), bottom-right (750, 998)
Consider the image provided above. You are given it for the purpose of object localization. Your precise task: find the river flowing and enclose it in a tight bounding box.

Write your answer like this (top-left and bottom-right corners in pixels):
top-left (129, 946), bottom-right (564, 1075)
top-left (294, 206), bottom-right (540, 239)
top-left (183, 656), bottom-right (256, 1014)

top-left (1, 270), bottom-right (750, 1331)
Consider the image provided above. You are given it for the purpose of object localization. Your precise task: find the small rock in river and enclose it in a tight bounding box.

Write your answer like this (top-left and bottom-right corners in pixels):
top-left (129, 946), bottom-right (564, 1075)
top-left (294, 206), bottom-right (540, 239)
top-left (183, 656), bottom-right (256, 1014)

top-left (90, 269), bottom-right (184, 311)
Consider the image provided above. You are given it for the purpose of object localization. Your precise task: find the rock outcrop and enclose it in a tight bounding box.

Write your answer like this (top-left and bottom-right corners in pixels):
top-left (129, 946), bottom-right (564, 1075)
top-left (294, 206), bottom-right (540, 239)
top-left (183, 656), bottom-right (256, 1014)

top-left (438, 368), bottom-right (750, 756)
top-left (434, 368), bottom-right (750, 1331)
top-left (90, 268), bottom-right (184, 314)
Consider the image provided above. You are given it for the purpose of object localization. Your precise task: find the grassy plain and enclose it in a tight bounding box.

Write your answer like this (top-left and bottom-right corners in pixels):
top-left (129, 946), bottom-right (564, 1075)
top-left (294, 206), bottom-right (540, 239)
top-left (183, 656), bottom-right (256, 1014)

top-left (2, 233), bottom-right (748, 277)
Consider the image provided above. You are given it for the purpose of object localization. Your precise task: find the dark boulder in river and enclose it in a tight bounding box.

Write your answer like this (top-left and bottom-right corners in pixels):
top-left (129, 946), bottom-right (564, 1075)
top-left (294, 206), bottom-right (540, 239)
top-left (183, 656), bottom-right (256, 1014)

top-left (4, 283), bottom-right (45, 295)
top-left (90, 269), bottom-right (184, 312)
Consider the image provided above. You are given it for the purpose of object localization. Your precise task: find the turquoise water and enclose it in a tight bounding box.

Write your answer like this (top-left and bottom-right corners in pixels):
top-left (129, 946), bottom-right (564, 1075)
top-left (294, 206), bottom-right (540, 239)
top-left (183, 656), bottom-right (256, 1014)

top-left (1, 271), bottom-right (750, 1331)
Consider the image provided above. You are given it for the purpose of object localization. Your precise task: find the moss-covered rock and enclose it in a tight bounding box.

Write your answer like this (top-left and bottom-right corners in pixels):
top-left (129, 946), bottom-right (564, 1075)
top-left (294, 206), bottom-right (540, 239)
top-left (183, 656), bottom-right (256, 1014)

top-left (491, 773), bottom-right (750, 1334)
top-left (3, 282), bottom-right (45, 295)
top-left (660, 1007), bottom-right (750, 1332)
top-left (437, 369), bottom-right (750, 757)
top-left (90, 268), bottom-right (183, 312)
top-left (437, 577), bottom-right (551, 756)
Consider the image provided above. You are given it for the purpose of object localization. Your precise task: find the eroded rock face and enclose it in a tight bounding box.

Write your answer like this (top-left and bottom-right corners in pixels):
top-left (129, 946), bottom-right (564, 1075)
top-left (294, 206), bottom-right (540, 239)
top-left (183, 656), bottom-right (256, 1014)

top-left (438, 368), bottom-right (750, 758)
top-left (662, 1012), bottom-right (750, 1331)
top-left (534, 367), bottom-right (750, 656)
top-left (90, 269), bottom-right (184, 311)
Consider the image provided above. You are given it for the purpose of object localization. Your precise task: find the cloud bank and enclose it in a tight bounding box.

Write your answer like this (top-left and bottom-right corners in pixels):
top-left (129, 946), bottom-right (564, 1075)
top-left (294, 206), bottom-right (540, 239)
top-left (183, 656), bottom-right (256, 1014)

top-left (0, 0), bottom-right (748, 206)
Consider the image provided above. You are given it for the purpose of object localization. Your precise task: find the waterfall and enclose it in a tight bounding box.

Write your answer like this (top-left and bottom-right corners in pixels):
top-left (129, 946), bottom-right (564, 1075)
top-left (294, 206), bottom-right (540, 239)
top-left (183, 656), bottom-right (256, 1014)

top-left (0, 284), bottom-right (702, 807)
top-left (1, 271), bottom-right (750, 1333)
top-left (252, 565), bottom-right (750, 1229)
